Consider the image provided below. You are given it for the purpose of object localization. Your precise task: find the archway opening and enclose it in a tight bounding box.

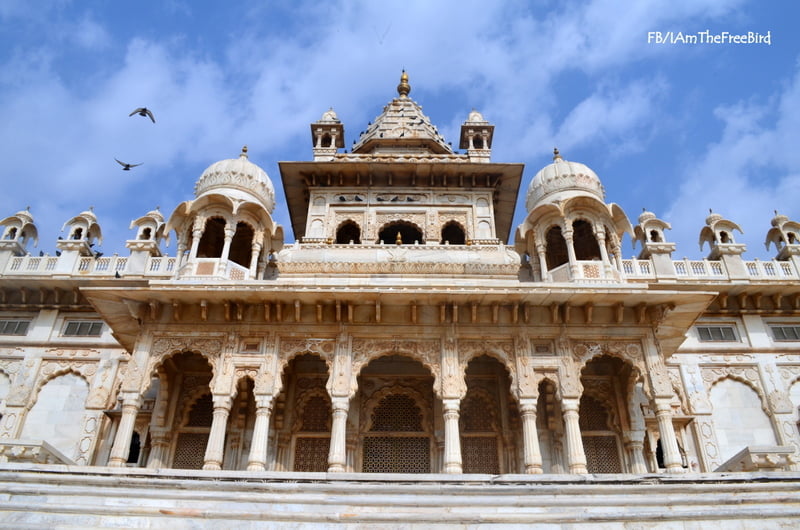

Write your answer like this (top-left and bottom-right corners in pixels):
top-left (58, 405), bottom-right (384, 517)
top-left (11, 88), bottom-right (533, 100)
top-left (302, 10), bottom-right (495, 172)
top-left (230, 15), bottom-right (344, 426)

top-left (335, 220), bottom-right (361, 244)
top-left (440, 221), bottom-right (466, 245)
top-left (545, 225), bottom-right (568, 269)
top-left (229, 221), bottom-right (254, 267)
top-left (573, 219), bottom-right (601, 260)
top-left (378, 221), bottom-right (424, 245)
top-left (197, 217), bottom-right (226, 258)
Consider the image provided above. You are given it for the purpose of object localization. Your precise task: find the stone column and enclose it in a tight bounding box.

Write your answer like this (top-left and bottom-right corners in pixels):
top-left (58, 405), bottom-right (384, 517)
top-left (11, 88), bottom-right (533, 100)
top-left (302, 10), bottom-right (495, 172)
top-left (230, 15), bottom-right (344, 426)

top-left (595, 230), bottom-right (613, 275)
top-left (108, 392), bottom-right (142, 467)
top-left (442, 398), bottom-right (463, 474)
top-left (519, 398), bottom-right (543, 473)
top-left (561, 398), bottom-right (587, 473)
top-left (246, 395), bottom-right (274, 471)
top-left (654, 398), bottom-right (684, 473)
top-left (146, 429), bottom-right (170, 468)
top-left (536, 243), bottom-right (549, 281)
top-left (248, 241), bottom-right (262, 279)
top-left (188, 227), bottom-right (202, 261)
top-left (563, 228), bottom-right (579, 278)
top-left (327, 396), bottom-right (349, 472)
top-left (202, 394), bottom-right (232, 471)
top-left (220, 226), bottom-right (235, 263)
top-left (623, 429), bottom-right (648, 474)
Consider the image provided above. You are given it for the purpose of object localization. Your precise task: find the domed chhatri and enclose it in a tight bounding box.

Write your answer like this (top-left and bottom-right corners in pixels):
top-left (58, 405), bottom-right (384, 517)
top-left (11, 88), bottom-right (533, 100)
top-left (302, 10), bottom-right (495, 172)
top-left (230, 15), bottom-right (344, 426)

top-left (525, 148), bottom-right (605, 211)
top-left (194, 145), bottom-right (276, 213)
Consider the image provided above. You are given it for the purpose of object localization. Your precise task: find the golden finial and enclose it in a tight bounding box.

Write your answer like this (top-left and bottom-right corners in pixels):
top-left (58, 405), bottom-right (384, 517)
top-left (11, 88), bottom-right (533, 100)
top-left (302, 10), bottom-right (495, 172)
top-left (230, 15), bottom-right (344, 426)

top-left (241, 145), bottom-right (248, 158)
top-left (397, 70), bottom-right (411, 97)
top-left (396, 231), bottom-right (403, 245)
top-left (553, 147), bottom-right (562, 160)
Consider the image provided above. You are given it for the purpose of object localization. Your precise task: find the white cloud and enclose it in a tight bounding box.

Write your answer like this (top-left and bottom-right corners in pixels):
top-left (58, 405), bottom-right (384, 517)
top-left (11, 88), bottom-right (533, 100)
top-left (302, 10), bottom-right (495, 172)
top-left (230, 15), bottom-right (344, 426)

top-left (664, 63), bottom-right (800, 258)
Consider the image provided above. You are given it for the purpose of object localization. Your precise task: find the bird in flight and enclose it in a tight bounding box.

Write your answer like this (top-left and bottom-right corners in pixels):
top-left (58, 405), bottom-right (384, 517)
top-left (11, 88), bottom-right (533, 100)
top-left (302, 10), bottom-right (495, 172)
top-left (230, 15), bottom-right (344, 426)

top-left (115, 158), bottom-right (142, 171)
top-left (129, 107), bottom-right (155, 123)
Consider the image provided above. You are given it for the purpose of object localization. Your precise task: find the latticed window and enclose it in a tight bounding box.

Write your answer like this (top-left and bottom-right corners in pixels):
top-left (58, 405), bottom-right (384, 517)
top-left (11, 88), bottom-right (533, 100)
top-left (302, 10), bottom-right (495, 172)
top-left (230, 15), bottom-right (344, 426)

top-left (186, 394), bottom-right (214, 427)
top-left (580, 394), bottom-right (622, 473)
top-left (300, 395), bottom-right (331, 432)
top-left (294, 437), bottom-right (330, 472)
top-left (363, 393), bottom-right (430, 473)
top-left (362, 436), bottom-right (430, 473)
top-left (460, 394), bottom-right (496, 432)
top-left (460, 393), bottom-right (501, 474)
top-left (172, 432), bottom-right (209, 469)
top-left (370, 394), bottom-right (423, 432)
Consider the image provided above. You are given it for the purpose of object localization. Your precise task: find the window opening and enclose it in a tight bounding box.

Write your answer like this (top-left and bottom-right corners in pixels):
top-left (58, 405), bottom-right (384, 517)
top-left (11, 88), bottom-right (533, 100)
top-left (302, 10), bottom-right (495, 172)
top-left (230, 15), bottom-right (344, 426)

top-left (697, 325), bottom-right (737, 342)
top-left (63, 321), bottom-right (103, 336)
top-left (545, 225), bottom-right (568, 269)
top-left (0, 319), bottom-right (31, 335)
top-left (377, 221), bottom-right (423, 245)
top-left (336, 221), bottom-right (361, 244)
top-left (770, 325), bottom-right (800, 341)
top-left (440, 221), bottom-right (466, 245)
top-left (197, 217), bottom-right (225, 258)
top-left (229, 221), bottom-right (254, 267)
top-left (573, 220), bottom-right (601, 260)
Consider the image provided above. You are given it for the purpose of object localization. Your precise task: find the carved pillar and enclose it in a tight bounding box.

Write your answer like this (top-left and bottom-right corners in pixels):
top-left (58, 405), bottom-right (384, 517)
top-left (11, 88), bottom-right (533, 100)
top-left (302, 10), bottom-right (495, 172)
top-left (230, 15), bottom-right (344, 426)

top-left (327, 396), bottom-right (349, 472)
top-left (146, 428), bottom-right (170, 468)
top-left (248, 241), bottom-right (262, 280)
top-left (202, 394), bottom-right (232, 470)
top-left (623, 429), bottom-right (648, 474)
top-left (595, 229), bottom-right (613, 275)
top-left (108, 392), bottom-right (142, 467)
top-left (536, 242), bottom-right (549, 281)
top-left (220, 225), bottom-right (235, 262)
top-left (247, 395), bottom-right (274, 471)
top-left (442, 398), bottom-right (463, 473)
top-left (519, 398), bottom-right (543, 473)
top-left (654, 398), bottom-right (683, 473)
top-left (563, 228), bottom-right (579, 277)
top-left (561, 398), bottom-right (587, 473)
top-left (188, 226), bottom-right (202, 261)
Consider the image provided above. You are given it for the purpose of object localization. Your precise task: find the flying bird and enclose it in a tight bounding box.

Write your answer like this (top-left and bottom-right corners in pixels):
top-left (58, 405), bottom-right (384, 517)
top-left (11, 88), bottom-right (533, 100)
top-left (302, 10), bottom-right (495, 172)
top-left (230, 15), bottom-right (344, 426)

top-left (129, 107), bottom-right (155, 123)
top-left (115, 158), bottom-right (142, 171)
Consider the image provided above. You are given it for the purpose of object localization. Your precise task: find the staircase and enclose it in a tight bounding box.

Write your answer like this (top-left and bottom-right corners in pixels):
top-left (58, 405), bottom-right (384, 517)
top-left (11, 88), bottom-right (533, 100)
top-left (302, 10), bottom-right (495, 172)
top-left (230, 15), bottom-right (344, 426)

top-left (1, 464), bottom-right (799, 528)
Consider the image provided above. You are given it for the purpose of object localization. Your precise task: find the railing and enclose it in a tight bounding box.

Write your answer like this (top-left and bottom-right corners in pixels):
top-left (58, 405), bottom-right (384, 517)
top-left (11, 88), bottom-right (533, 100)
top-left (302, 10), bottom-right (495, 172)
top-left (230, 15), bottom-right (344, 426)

top-left (744, 259), bottom-right (798, 279)
top-left (7, 256), bottom-right (59, 273)
top-left (673, 258), bottom-right (726, 279)
top-left (548, 260), bottom-right (621, 283)
top-left (145, 256), bottom-right (177, 276)
top-left (620, 258), bottom-right (654, 279)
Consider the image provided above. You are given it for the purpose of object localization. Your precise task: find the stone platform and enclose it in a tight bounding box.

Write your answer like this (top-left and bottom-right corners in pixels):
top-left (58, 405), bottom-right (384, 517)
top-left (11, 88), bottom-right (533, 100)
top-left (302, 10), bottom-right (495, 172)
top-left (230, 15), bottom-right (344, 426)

top-left (1, 464), bottom-right (799, 528)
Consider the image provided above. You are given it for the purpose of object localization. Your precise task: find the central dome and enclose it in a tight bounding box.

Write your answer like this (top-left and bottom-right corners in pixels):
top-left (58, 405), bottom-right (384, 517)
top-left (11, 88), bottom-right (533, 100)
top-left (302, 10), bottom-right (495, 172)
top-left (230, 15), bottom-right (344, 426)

top-left (194, 146), bottom-right (276, 212)
top-left (526, 149), bottom-right (605, 211)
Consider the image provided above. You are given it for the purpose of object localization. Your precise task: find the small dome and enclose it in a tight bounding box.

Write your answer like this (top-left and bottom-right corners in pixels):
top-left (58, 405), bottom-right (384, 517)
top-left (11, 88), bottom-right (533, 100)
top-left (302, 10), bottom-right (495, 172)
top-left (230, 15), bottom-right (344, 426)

top-left (319, 108), bottom-right (340, 123)
top-left (465, 109), bottom-right (487, 124)
top-left (525, 149), bottom-right (605, 211)
top-left (194, 146), bottom-right (276, 212)
top-left (638, 209), bottom-right (656, 224)
top-left (705, 211), bottom-right (723, 226)
top-left (771, 211), bottom-right (790, 227)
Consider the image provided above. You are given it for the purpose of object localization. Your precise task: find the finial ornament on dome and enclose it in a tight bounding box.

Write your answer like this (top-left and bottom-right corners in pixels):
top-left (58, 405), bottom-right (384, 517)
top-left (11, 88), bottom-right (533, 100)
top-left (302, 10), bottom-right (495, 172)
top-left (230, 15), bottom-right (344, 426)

top-left (240, 145), bottom-right (249, 159)
top-left (553, 148), bottom-right (562, 161)
top-left (397, 70), bottom-right (411, 97)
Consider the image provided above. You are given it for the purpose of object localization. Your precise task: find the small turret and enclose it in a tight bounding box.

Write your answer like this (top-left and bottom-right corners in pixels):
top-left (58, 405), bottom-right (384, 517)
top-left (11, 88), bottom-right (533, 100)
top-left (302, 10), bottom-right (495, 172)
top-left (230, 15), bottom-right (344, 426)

top-left (699, 210), bottom-right (747, 279)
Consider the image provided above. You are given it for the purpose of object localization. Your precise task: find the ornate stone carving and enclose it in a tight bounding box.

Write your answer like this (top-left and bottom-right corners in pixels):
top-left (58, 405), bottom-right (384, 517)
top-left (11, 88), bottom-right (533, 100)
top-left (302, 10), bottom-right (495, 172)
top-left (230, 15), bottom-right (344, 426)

top-left (351, 338), bottom-right (440, 390)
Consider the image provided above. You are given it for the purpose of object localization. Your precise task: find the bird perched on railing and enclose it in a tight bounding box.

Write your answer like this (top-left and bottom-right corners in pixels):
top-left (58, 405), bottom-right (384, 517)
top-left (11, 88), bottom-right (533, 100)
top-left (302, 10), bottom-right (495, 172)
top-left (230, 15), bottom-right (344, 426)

top-left (115, 158), bottom-right (142, 171)
top-left (129, 107), bottom-right (155, 123)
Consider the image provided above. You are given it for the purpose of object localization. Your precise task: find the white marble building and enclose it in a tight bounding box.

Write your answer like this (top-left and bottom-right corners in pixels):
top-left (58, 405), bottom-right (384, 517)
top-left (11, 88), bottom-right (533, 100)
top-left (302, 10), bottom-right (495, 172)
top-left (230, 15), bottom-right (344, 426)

top-left (0, 72), bottom-right (799, 526)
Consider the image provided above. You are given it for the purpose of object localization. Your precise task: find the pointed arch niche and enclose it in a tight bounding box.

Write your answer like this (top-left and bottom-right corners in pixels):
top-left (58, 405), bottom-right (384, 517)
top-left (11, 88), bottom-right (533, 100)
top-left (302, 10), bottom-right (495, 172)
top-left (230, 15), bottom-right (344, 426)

top-left (709, 378), bottom-right (777, 463)
top-left (377, 221), bottom-right (424, 245)
top-left (460, 355), bottom-right (518, 473)
top-left (274, 353), bottom-right (331, 472)
top-left (356, 354), bottom-right (436, 473)
top-left (20, 372), bottom-right (89, 462)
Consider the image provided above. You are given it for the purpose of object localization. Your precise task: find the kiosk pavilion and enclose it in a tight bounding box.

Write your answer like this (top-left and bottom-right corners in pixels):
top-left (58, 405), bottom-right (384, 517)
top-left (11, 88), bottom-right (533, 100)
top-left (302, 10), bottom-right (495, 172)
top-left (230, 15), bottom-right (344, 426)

top-left (0, 72), bottom-right (798, 527)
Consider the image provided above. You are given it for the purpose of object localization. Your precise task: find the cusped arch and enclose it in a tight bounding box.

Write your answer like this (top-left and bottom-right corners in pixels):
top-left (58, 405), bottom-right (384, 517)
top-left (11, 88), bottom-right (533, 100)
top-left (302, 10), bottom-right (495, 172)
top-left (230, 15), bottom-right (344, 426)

top-left (460, 348), bottom-right (517, 399)
top-left (276, 350), bottom-right (332, 398)
top-left (361, 383), bottom-right (434, 434)
top-left (29, 367), bottom-right (90, 411)
top-left (290, 387), bottom-right (332, 433)
top-left (353, 350), bottom-right (439, 398)
top-left (146, 349), bottom-right (216, 393)
top-left (708, 373), bottom-right (770, 414)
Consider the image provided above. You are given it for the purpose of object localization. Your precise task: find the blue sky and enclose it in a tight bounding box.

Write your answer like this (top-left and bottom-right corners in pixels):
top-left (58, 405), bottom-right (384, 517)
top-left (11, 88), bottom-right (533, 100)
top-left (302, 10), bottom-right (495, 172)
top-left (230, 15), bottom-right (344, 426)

top-left (0, 0), bottom-right (798, 260)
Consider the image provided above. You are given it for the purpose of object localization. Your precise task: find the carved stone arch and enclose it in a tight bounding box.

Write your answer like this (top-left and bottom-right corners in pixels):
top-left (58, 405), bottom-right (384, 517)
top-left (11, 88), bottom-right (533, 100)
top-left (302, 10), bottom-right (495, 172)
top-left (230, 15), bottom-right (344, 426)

top-left (581, 384), bottom-right (622, 433)
top-left (351, 342), bottom-right (440, 399)
top-left (335, 219), bottom-right (362, 244)
top-left (290, 387), bottom-right (332, 433)
top-left (276, 349), bottom-right (332, 384)
top-left (460, 385), bottom-right (501, 432)
top-left (28, 367), bottom-right (90, 412)
top-left (178, 385), bottom-right (214, 428)
top-left (361, 383), bottom-right (434, 434)
top-left (709, 372), bottom-right (770, 414)
top-left (458, 344), bottom-right (517, 400)
top-left (232, 370), bottom-right (258, 400)
top-left (147, 347), bottom-right (217, 381)
top-left (573, 342), bottom-right (645, 378)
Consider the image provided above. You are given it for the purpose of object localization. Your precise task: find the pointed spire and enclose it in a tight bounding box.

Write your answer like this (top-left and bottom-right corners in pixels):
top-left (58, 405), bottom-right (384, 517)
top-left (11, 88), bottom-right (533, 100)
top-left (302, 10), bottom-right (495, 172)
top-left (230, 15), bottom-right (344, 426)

top-left (553, 147), bottom-right (562, 160)
top-left (240, 145), bottom-right (249, 159)
top-left (397, 70), bottom-right (411, 97)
